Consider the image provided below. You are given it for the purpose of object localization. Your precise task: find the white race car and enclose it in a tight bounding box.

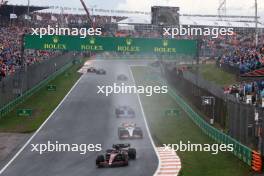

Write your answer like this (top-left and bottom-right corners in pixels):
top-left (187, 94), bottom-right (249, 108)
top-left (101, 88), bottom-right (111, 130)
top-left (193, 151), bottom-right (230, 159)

top-left (118, 123), bottom-right (143, 139)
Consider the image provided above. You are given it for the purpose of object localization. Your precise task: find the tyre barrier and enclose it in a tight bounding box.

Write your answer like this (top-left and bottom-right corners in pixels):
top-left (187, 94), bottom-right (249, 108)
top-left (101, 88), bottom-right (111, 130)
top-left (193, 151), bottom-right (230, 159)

top-left (252, 151), bottom-right (262, 172)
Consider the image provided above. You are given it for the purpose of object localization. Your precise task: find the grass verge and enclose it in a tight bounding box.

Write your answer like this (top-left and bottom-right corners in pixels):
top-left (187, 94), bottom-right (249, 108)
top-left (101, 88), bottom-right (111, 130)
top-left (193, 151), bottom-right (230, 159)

top-left (195, 64), bottom-right (237, 86)
top-left (131, 66), bottom-right (252, 176)
top-left (0, 61), bottom-right (83, 133)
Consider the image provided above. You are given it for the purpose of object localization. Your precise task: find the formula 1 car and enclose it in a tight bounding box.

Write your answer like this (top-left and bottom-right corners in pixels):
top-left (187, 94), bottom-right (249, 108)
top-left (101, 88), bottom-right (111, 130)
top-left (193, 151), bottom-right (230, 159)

top-left (96, 68), bottom-right (106, 75)
top-left (118, 123), bottom-right (143, 139)
top-left (96, 144), bottom-right (136, 168)
top-left (115, 106), bottom-right (135, 118)
top-left (87, 67), bottom-right (96, 73)
top-left (117, 74), bottom-right (128, 81)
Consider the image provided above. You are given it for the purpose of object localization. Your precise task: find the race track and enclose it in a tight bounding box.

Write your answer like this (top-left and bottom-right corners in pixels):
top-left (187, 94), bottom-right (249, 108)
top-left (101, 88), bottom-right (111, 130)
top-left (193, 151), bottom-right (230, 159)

top-left (0, 60), bottom-right (159, 176)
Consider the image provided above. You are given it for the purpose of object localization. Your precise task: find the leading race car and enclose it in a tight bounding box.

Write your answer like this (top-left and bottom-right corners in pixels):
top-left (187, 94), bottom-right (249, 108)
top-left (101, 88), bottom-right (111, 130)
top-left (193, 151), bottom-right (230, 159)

top-left (118, 122), bottom-right (143, 139)
top-left (96, 68), bottom-right (106, 75)
top-left (96, 144), bottom-right (136, 168)
top-left (115, 106), bottom-right (135, 118)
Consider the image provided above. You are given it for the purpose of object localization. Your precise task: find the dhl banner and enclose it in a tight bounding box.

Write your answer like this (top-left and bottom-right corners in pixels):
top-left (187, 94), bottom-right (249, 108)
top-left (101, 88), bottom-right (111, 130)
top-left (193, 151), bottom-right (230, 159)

top-left (24, 35), bottom-right (198, 56)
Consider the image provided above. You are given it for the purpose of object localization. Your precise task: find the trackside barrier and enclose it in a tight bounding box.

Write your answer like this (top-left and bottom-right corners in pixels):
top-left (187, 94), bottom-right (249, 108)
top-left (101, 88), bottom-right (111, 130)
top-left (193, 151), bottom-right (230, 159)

top-left (152, 76), bottom-right (253, 166)
top-left (167, 87), bottom-right (253, 165)
top-left (252, 150), bottom-right (262, 172)
top-left (0, 62), bottom-right (73, 118)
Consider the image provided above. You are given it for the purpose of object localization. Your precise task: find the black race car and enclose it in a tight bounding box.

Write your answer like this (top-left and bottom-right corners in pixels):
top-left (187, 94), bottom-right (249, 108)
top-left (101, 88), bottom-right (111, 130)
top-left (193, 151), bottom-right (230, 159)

top-left (87, 67), bottom-right (96, 73)
top-left (96, 144), bottom-right (136, 168)
top-left (115, 106), bottom-right (135, 118)
top-left (96, 69), bottom-right (106, 75)
top-left (118, 123), bottom-right (143, 139)
top-left (117, 74), bottom-right (128, 81)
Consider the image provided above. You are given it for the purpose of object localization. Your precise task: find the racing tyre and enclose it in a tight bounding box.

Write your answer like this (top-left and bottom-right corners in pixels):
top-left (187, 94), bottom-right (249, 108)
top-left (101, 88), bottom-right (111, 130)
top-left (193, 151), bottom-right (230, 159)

top-left (96, 155), bottom-right (105, 167)
top-left (128, 148), bottom-right (136, 160)
top-left (123, 160), bottom-right (129, 166)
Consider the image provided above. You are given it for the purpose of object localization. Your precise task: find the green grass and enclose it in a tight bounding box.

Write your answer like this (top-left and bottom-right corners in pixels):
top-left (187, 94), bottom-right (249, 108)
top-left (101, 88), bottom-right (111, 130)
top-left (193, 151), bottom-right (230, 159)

top-left (196, 64), bottom-right (237, 86)
top-left (131, 66), bottom-right (252, 176)
top-left (0, 62), bottom-right (82, 133)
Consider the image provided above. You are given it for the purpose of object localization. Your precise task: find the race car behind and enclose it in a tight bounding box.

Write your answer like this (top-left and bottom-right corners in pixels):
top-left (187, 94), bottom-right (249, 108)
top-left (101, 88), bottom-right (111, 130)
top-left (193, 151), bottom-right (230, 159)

top-left (96, 68), bottom-right (106, 75)
top-left (118, 123), bottom-right (143, 139)
top-left (115, 106), bottom-right (135, 118)
top-left (96, 144), bottom-right (136, 168)
top-left (87, 67), bottom-right (96, 73)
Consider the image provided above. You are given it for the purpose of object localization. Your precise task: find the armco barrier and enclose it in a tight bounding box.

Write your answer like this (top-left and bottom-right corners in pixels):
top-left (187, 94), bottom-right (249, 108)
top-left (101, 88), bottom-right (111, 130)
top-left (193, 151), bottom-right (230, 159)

top-left (0, 62), bottom-right (72, 118)
top-left (167, 87), bottom-right (252, 165)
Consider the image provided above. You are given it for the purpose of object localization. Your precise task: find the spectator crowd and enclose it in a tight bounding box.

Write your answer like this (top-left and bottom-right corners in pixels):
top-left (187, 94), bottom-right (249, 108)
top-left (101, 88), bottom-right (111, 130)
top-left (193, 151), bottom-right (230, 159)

top-left (224, 80), bottom-right (264, 107)
top-left (0, 26), bottom-right (23, 80)
top-left (220, 34), bottom-right (264, 74)
top-left (0, 25), bottom-right (61, 81)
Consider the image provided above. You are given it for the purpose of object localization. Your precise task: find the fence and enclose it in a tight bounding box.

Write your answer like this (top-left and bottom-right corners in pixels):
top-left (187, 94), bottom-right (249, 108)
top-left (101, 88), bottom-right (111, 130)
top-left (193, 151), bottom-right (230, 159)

top-left (0, 60), bottom-right (74, 118)
top-left (180, 69), bottom-right (258, 148)
top-left (227, 101), bottom-right (256, 147)
top-left (152, 67), bottom-right (253, 166)
top-left (165, 67), bottom-right (229, 128)
top-left (182, 70), bottom-right (228, 99)
top-left (0, 52), bottom-right (76, 109)
top-left (164, 66), bottom-right (263, 165)
top-left (168, 86), bottom-right (253, 166)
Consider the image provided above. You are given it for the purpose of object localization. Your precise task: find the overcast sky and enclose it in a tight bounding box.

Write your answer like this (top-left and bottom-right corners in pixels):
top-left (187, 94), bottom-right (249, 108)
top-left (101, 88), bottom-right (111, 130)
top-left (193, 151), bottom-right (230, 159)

top-left (8, 0), bottom-right (264, 22)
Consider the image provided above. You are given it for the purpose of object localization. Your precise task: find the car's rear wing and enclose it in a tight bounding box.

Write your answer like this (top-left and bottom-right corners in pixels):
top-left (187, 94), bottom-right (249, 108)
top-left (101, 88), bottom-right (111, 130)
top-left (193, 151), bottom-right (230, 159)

top-left (113, 144), bottom-right (130, 149)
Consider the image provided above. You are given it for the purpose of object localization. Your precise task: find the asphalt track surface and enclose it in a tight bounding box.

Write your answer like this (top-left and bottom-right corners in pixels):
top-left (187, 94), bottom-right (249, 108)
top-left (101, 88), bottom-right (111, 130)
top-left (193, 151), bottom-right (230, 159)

top-left (1, 60), bottom-right (159, 176)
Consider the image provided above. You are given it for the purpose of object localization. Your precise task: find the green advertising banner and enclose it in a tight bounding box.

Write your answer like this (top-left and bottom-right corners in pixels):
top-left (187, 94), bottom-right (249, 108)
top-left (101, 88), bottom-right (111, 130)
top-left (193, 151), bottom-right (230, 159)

top-left (17, 109), bottom-right (32, 117)
top-left (165, 109), bottom-right (180, 117)
top-left (24, 35), bottom-right (197, 56)
top-left (47, 85), bottom-right (57, 91)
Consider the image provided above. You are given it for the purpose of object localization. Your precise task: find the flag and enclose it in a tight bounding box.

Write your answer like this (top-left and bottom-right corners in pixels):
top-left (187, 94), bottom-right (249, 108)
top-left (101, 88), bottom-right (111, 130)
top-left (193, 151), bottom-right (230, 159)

top-left (10, 13), bottom-right (17, 19)
top-left (51, 15), bottom-right (57, 21)
top-left (36, 15), bottom-right (42, 21)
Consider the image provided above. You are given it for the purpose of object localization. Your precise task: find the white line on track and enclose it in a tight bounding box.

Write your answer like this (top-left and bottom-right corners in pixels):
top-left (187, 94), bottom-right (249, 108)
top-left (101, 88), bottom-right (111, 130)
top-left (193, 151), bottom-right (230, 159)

top-left (0, 75), bottom-right (84, 175)
top-left (129, 65), bottom-right (182, 176)
top-left (128, 66), bottom-right (162, 176)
